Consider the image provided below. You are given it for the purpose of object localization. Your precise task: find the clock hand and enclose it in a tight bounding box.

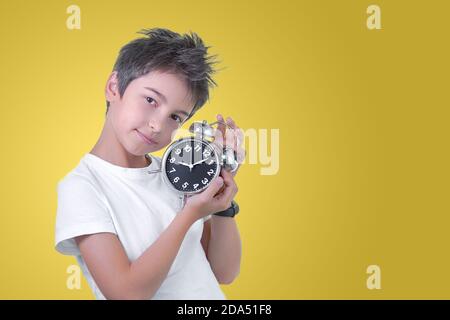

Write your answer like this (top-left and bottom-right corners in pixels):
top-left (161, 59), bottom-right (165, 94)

top-left (191, 158), bottom-right (208, 167)
top-left (178, 161), bottom-right (193, 172)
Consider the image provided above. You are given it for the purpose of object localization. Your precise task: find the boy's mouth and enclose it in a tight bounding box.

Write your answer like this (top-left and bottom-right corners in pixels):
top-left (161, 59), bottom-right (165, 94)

top-left (135, 129), bottom-right (157, 145)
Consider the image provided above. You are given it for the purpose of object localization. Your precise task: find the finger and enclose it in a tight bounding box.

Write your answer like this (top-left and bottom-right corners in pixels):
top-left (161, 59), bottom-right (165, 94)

top-left (218, 168), bottom-right (238, 195)
top-left (226, 116), bottom-right (236, 130)
top-left (234, 126), bottom-right (245, 164)
top-left (215, 114), bottom-right (226, 147)
top-left (214, 177), bottom-right (237, 207)
top-left (235, 126), bottom-right (244, 148)
top-left (225, 117), bottom-right (237, 150)
top-left (213, 178), bottom-right (234, 199)
top-left (213, 128), bottom-right (224, 150)
top-left (220, 167), bottom-right (235, 185)
top-left (224, 127), bottom-right (236, 150)
top-left (202, 176), bottom-right (224, 198)
top-left (236, 147), bottom-right (246, 164)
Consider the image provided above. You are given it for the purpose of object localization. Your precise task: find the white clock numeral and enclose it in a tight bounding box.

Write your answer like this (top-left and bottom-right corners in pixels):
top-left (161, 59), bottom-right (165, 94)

top-left (193, 183), bottom-right (199, 189)
top-left (207, 169), bottom-right (214, 176)
top-left (169, 167), bottom-right (176, 173)
top-left (202, 178), bottom-right (209, 185)
top-left (174, 148), bottom-right (181, 155)
top-left (194, 144), bottom-right (201, 152)
top-left (203, 149), bottom-right (211, 157)
top-left (173, 177), bottom-right (180, 183)
top-left (182, 182), bottom-right (189, 189)
top-left (207, 159), bottom-right (214, 165)
top-left (169, 157), bottom-right (176, 163)
top-left (184, 145), bottom-right (192, 152)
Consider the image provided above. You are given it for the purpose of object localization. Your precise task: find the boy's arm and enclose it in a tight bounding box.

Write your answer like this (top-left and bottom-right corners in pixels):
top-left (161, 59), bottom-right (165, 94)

top-left (200, 220), bottom-right (211, 259)
top-left (75, 207), bottom-right (196, 300)
top-left (201, 215), bottom-right (242, 284)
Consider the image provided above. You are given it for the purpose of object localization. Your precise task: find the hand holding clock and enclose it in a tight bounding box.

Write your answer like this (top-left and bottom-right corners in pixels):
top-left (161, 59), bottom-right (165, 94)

top-left (183, 168), bottom-right (238, 221)
top-left (162, 114), bottom-right (243, 220)
top-left (182, 114), bottom-right (242, 221)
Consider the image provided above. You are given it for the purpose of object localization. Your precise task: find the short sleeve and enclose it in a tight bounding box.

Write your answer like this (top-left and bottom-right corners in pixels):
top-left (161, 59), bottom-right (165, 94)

top-left (55, 174), bottom-right (117, 256)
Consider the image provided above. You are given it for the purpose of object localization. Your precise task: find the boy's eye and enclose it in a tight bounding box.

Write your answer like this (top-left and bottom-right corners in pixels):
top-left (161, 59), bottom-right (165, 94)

top-left (146, 97), bottom-right (157, 105)
top-left (171, 114), bottom-right (183, 124)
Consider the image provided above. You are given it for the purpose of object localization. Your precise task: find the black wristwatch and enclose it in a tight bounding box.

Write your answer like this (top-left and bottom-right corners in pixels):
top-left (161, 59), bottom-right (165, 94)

top-left (213, 200), bottom-right (239, 218)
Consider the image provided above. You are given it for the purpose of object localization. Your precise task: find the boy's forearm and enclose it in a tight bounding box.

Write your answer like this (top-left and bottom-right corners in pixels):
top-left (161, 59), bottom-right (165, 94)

top-left (125, 208), bottom-right (196, 299)
top-left (207, 215), bottom-right (242, 284)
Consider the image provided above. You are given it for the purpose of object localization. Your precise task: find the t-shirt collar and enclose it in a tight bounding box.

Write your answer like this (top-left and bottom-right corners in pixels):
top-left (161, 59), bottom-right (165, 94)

top-left (83, 152), bottom-right (159, 179)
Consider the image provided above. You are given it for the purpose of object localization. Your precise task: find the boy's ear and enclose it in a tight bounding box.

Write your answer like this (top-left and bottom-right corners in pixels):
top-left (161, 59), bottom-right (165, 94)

top-left (105, 71), bottom-right (120, 103)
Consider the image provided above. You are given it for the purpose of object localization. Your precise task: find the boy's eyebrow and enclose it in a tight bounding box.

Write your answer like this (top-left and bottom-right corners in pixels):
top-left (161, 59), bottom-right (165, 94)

top-left (144, 87), bottom-right (167, 103)
top-left (144, 86), bottom-right (190, 117)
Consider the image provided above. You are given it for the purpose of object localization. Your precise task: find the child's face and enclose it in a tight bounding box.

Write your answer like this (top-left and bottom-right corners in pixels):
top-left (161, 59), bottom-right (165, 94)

top-left (106, 69), bottom-right (194, 155)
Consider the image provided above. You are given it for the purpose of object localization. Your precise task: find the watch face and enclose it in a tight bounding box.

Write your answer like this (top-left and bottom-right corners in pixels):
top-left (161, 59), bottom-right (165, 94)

top-left (163, 138), bottom-right (220, 194)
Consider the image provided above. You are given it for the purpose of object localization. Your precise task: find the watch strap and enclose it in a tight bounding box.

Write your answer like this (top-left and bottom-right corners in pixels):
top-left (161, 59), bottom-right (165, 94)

top-left (213, 200), bottom-right (239, 218)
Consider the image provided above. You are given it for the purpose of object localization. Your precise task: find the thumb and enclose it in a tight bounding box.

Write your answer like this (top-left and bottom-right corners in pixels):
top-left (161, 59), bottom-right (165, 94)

top-left (202, 176), bottom-right (224, 198)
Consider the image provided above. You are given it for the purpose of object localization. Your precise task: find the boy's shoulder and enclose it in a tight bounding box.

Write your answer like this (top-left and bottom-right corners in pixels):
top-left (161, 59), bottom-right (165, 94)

top-left (57, 154), bottom-right (99, 191)
top-left (57, 153), bottom-right (163, 189)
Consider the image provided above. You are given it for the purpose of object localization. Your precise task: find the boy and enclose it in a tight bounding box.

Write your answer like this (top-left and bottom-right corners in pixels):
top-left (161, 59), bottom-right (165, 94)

top-left (55, 28), bottom-right (245, 300)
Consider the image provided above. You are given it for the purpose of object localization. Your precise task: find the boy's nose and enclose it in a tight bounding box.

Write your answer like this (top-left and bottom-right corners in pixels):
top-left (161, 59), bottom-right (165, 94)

top-left (148, 118), bottom-right (162, 133)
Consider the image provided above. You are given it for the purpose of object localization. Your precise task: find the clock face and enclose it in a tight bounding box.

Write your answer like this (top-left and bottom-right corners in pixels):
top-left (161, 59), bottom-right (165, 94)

top-left (163, 138), bottom-right (220, 194)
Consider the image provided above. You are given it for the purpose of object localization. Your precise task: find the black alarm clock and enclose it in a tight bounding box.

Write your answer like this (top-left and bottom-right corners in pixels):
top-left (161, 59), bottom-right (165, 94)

top-left (148, 120), bottom-right (239, 195)
top-left (161, 136), bottom-right (220, 194)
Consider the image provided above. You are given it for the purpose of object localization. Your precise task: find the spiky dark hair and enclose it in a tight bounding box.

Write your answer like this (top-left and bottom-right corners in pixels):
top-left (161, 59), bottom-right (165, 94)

top-left (106, 28), bottom-right (220, 121)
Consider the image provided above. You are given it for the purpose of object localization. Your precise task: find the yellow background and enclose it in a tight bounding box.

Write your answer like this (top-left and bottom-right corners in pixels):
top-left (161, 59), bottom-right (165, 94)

top-left (0, 0), bottom-right (449, 299)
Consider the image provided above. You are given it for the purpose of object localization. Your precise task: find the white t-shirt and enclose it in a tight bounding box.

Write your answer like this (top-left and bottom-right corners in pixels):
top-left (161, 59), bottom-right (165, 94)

top-left (55, 152), bottom-right (226, 300)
